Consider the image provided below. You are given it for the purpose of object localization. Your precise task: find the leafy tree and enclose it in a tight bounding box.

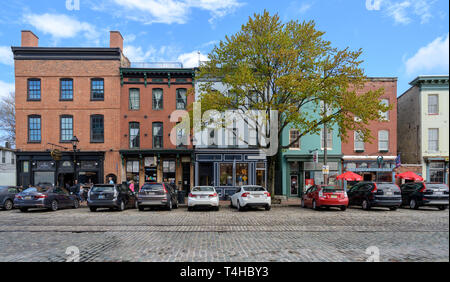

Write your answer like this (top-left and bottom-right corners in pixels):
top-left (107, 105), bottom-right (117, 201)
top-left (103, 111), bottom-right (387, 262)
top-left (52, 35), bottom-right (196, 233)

top-left (0, 91), bottom-right (15, 147)
top-left (195, 11), bottom-right (390, 196)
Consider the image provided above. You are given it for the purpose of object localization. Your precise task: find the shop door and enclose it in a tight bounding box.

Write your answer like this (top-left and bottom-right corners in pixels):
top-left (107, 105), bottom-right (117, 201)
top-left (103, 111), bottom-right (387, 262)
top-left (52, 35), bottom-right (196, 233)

top-left (290, 175), bottom-right (299, 197)
top-left (182, 163), bottom-right (191, 193)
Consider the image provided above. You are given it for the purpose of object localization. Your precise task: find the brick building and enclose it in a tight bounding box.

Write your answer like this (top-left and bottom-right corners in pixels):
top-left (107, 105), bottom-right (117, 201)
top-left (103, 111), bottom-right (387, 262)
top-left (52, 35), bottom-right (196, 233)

top-left (119, 67), bottom-right (195, 193)
top-left (13, 30), bottom-right (130, 187)
top-left (341, 77), bottom-right (398, 183)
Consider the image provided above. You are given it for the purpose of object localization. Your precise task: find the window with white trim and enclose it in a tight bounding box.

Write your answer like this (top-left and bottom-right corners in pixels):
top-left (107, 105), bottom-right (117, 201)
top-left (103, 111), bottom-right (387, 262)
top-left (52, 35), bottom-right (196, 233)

top-left (428, 128), bottom-right (439, 152)
top-left (378, 130), bottom-right (389, 152)
top-left (354, 131), bottom-right (365, 151)
top-left (379, 99), bottom-right (389, 121)
top-left (428, 94), bottom-right (438, 114)
top-left (321, 128), bottom-right (333, 150)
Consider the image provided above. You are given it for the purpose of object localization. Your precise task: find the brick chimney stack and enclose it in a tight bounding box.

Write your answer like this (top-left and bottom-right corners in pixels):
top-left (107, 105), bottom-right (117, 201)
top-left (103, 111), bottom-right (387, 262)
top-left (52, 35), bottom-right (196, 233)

top-left (21, 30), bottom-right (39, 47)
top-left (110, 31), bottom-right (123, 52)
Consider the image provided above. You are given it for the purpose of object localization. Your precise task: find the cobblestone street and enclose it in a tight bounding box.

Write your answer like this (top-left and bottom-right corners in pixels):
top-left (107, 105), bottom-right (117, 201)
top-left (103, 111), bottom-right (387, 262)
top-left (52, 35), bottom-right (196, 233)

top-left (0, 205), bottom-right (448, 262)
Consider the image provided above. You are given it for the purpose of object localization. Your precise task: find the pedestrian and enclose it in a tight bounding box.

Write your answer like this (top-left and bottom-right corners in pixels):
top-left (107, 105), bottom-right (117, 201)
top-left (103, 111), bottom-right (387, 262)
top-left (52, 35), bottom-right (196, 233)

top-left (71, 179), bottom-right (81, 202)
top-left (108, 176), bottom-right (115, 184)
top-left (129, 180), bottom-right (135, 193)
top-left (83, 186), bottom-right (89, 202)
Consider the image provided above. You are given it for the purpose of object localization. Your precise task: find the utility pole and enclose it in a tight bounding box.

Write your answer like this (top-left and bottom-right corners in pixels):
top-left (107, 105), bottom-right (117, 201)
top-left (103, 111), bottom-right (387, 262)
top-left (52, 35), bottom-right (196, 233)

top-left (323, 102), bottom-right (328, 185)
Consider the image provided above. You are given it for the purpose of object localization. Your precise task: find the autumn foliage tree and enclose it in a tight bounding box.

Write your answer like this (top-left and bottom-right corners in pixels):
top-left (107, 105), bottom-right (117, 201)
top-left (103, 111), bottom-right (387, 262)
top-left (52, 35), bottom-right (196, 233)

top-left (195, 11), bottom-right (390, 196)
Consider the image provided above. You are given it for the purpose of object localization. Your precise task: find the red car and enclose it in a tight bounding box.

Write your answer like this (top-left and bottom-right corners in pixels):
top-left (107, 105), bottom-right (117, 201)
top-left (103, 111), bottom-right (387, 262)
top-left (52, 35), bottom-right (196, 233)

top-left (302, 185), bottom-right (348, 211)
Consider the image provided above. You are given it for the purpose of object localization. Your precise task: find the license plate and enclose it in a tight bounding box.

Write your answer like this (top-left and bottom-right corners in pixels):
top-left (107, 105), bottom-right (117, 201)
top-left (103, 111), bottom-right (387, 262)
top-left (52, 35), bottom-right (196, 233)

top-left (331, 195), bottom-right (338, 198)
top-left (253, 195), bottom-right (260, 198)
top-left (98, 195), bottom-right (105, 199)
top-left (147, 192), bottom-right (155, 195)
top-left (385, 192), bottom-right (393, 196)
top-left (25, 196), bottom-right (32, 200)
top-left (435, 191), bottom-right (443, 195)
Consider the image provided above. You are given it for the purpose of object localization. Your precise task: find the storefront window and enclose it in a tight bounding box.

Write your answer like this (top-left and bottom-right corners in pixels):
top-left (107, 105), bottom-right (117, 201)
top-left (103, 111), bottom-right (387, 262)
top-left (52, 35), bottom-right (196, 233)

top-left (34, 171), bottom-right (55, 186)
top-left (256, 162), bottom-right (266, 188)
top-left (163, 160), bottom-right (176, 183)
top-left (377, 172), bottom-right (392, 182)
top-left (429, 162), bottom-right (445, 183)
top-left (126, 160), bottom-right (140, 186)
top-left (236, 163), bottom-right (249, 186)
top-left (220, 163), bottom-right (233, 186)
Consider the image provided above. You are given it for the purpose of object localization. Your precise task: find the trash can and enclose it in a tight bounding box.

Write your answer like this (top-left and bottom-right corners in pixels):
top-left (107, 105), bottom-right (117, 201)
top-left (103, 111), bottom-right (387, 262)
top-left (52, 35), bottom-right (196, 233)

top-left (178, 190), bottom-right (186, 204)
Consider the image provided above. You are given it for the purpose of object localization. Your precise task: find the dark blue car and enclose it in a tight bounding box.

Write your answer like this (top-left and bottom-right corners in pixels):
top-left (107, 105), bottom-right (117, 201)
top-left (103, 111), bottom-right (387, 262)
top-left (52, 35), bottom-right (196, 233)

top-left (14, 186), bottom-right (80, 212)
top-left (0, 186), bottom-right (22, 210)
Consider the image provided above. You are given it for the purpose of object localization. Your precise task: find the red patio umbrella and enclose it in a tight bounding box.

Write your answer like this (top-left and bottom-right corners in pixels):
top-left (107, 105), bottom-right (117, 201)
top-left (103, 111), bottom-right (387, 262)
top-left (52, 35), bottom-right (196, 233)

top-left (395, 171), bottom-right (423, 181)
top-left (336, 171), bottom-right (363, 181)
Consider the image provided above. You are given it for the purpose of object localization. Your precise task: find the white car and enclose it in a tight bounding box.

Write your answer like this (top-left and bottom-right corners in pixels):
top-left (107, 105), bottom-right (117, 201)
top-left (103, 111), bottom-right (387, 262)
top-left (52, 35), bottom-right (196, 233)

top-left (188, 186), bottom-right (220, 211)
top-left (230, 185), bottom-right (271, 211)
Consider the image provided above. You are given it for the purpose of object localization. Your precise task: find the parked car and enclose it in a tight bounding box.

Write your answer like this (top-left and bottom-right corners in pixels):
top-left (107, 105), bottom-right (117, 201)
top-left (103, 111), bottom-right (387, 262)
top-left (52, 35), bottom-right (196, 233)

top-left (0, 186), bottom-right (22, 210)
top-left (400, 182), bottom-right (449, 210)
top-left (347, 182), bottom-right (402, 210)
top-left (230, 185), bottom-right (271, 211)
top-left (88, 184), bottom-right (137, 212)
top-left (14, 186), bottom-right (79, 212)
top-left (188, 186), bottom-right (219, 211)
top-left (137, 182), bottom-right (178, 211)
top-left (301, 185), bottom-right (348, 211)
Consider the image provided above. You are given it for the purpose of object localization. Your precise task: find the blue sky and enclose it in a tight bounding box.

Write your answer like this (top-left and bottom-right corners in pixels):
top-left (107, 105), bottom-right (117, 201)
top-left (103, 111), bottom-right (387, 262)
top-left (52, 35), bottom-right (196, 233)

top-left (0, 0), bottom-right (448, 100)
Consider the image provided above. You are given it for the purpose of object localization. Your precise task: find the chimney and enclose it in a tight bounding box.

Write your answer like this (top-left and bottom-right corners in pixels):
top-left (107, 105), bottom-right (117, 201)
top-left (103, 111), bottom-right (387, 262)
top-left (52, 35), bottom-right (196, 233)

top-left (21, 30), bottom-right (39, 47)
top-left (110, 31), bottom-right (123, 52)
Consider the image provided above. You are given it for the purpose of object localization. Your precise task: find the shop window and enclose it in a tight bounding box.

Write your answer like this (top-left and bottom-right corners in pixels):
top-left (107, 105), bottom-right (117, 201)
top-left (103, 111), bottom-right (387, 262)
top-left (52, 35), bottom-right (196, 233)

top-left (163, 160), bottom-right (176, 183)
top-left (429, 162), bottom-right (445, 183)
top-left (236, 163), bottom-right (249, 186)
top-left (126, 160), bottom-right (140, 186)
top-left (256, 162), bottom-right (266, 188)
top-left (220, 163), bottom-right (233, 186)
top-left (34, 171), bottom-right (55, 186)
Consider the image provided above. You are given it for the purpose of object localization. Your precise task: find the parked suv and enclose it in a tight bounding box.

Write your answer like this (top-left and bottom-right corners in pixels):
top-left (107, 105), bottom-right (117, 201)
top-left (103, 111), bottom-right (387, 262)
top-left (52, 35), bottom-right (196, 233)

top-left (347, 182), bottom-right (402, 210)
top-left (400, 182), bottom-right (449, 210)
top-left (137, 182), bottom-right (178, 211)
top-left (88, 184), bottom-right (137, 212)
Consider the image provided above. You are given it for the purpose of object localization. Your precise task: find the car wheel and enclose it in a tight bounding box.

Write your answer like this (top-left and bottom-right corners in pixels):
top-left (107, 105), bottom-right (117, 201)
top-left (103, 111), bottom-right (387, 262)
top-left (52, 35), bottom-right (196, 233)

top-left (174, 201), bottom-right (179, 209)
top-left (89, 207), bottom-right (97, 212)
top-left (265, 204), bottom-right (271, 211)
top-left (3, 199), bottom-right (13, 210)
top-left (230, 199), bottom-right (234, 208)
top-left (20, 207), bottom-right (28, 212)
top-left (237, 200), bottom-right (243, 211)
top-left (389, 207), bottom-right (397, 211)
top-left (340, 206), bottom-right (347, 211)
top-left (73, 199), bottom-right (80, 209)
top-left (438, 206), bottom-right (447, 210)
top-left (50, 200), bottom-right (58, 211)
top-left (362, 200), bottom-right (371, 210)
top-left (188, 206), bottom-right (193, 211)
top-left (301, 199), bottom-right (305, 208)
top-left (118, 200), bottom-right (125, 211)
top-left (135, 201), bottom-right (138, 209)
top-left (312, 200), bottom-right (319, 210)
top-left (409, 199), bottom-right (419, 210)
top-left (167, 200), bottom-right (172, 211)
top-left (138, 205), bottom-right (145, 211)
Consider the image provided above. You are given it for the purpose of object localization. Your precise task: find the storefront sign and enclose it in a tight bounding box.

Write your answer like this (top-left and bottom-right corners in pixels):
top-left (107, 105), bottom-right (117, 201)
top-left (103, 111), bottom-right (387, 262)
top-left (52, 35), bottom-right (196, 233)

top-left (322, 165), bottom-right (329, 175)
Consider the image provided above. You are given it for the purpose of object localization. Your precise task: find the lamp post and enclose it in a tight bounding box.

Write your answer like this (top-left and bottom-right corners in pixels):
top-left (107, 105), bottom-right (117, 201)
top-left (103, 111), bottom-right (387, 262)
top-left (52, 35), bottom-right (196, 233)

top-left (71, 136), bottom-right (80, 182)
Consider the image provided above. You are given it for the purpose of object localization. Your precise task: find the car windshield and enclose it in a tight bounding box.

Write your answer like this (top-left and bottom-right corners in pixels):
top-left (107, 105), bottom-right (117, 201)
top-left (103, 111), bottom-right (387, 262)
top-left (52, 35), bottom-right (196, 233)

top-left (140, 184), bottom-right (163, 191)
top-left (192, 186), bottom-right (215, 192)
top-left (243, 186), bottom-right (265, 192)
top-left (23, 187), bottom-right (49, 193)
top-left (91, 186), bottom-right (115, 192)
top-left (320, 186), bottom-right (343, 192)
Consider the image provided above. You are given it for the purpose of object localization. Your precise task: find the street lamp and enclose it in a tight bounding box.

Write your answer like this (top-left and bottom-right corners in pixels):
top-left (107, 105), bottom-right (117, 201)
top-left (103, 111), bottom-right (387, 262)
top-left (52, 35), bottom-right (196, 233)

top-left (71, 136), bottom-right (80, 183)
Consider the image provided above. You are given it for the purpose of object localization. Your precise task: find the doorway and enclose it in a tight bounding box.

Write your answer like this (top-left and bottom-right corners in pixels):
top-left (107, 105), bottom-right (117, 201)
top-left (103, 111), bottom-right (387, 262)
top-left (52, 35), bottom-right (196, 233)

top-left (182, 163), bottom-right (191, 194)
top-left (58, 173), bottom-right (74, 188)
top-left (199, 163), bottom-right (214, 186)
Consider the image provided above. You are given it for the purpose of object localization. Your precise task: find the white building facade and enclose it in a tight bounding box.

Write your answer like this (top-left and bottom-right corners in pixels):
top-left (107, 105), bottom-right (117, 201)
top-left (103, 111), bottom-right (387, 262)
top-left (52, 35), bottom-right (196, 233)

top-left (397, 75), bottom-right (449, 184)
top-left (0, 143), bottom-right (17, 186)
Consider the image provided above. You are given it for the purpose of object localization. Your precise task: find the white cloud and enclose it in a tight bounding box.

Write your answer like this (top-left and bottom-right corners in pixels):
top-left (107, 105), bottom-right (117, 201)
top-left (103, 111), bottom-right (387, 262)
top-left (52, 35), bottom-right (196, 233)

top-left (23, 13), bottom-right (99, 40)
top-left (405, 33), bottom-right (449, 75)
top-left (177, 51), bottom-right (208, 68)
top-left (0, 80), bottom-right (14, 99)
top-left (124, 44), bottom-right (181, 62)
top-left (111, 0), bottom-right (243, 24)
top-left (297, 2), bottom-right (313, 14)
top-left (0, 46), bottom-right (13, 66)
top-left (366, 0), bottom-right (435, 25)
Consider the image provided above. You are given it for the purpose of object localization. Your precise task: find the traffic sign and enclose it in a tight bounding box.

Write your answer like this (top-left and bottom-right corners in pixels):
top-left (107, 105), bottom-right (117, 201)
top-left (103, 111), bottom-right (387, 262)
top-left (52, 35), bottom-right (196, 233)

top-left (322, 165), bottom-right (329, 175)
